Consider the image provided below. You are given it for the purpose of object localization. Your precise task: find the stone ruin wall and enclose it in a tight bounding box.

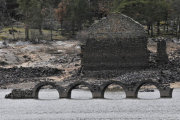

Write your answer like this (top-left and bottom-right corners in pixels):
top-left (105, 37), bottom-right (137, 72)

top-left (81, 13), bottom-right (150, 78)
top-left (157, 40), bottom-right (168, 65)
top-left (82, 38), bottom-right (149, 70)
top-left (5, 89), bottom-right (33, 99)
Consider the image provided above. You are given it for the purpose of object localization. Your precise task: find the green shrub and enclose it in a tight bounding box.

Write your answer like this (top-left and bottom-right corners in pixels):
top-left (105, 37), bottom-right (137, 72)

top-left (30, 30), bottom-right (43, 42)
top-left (0, 36), bottom-right (7, 40)
top-left (0, 26), bottom-right (3, 30)
top-left (41, 21), bottom-right (60, 31)
top-left (75, 31), bottom-right (89, 44)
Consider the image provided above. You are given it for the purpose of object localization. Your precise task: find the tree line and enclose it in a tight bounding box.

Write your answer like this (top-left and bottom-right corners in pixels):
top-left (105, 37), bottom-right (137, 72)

top-left (0, 0), bottom-right (180, 40)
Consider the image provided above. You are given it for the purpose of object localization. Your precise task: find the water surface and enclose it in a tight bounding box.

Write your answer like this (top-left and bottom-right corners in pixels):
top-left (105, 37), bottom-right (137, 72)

top-left (1, 89), bottom-right (180, 120)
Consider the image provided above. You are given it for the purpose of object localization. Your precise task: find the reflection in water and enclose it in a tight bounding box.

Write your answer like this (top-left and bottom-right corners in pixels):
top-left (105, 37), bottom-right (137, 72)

top-left (71, 89), bottom-right (92, 99)
top-left (1, 89), bottom-right (180, 120)
top-left (138, 89), bottom-right (160, 99)
top-left (38, 89), bottom-right (59, 100)
top-left (105, 91), bottom-right (126, 99)
top-left (104, 84), bottom-right (126, 99)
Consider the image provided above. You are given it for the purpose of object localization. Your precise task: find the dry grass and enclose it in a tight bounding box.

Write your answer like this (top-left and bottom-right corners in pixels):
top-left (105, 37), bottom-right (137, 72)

top-left (0, 26), bottom-right (67, 41)
top-left (148, 39), bottom-right (180, 54)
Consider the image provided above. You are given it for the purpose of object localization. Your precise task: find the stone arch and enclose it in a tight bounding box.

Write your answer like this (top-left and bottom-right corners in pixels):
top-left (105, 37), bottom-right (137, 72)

top-left (100, 81), bottom-right (128, 98)
top-left (65, 81), bottom-right (92, 98)
top-left (32, 82), bottom-right (61, 99)
top-left (134, 79), bottom-right (162, 98)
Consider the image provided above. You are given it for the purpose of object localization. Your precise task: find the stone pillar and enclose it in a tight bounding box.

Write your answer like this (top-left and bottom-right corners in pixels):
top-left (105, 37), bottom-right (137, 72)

top-left (125, 91), bottom-right (137, 98)
top-left (91, 85), bottom-right (104, 98)
top-left (59, 92), bottom-right (70, 99)
top-left (156, 40), bottom-right (168, 65)
top-left (9, 89), bottom-right (34, 99)
top-left (160, 87), bottom-right (173, 98)
top-left (92, 92), bottom-right (104, 98)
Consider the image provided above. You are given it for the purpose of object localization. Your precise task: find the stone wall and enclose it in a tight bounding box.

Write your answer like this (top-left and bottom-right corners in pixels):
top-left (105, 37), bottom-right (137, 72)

top-left (0, 67), bottom-right (63, 87)
top-left (81, 13), bottom-right (150, 78)
top-left (5, 89), bottom-right (33, 99)
top-left (156, 40), bottom-right (168, 65)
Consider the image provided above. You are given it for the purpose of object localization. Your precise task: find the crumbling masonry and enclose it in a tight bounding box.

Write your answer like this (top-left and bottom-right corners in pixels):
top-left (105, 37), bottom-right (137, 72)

top-left (81, 13), bottom-right (150, 77)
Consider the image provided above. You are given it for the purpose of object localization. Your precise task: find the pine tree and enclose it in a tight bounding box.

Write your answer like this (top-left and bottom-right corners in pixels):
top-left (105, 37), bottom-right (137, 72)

top-left (55, 0), bottom-right (67, 35)
top-left (172, 0), bottom-right (180, 34)
top-left (65, 0), bottom-right (92, 34)
top-left (0, 0), bottom-right (6, 25)
top-left (31, 0), bottom-right (44, 35)
top-left (41, 4), bottom-right (56, 40)
top-left (6, 0), bottom-right (19, 19)
top-left (1, 0), bottom-right (16, 40)
top-left (113, 0), bottom-right (169, 37)
top-left (17, 0), bottom-right (33, 40)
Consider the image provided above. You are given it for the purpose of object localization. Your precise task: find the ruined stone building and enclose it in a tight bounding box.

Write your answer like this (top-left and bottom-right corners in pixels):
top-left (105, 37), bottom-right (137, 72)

top-left (81, 13), bottom-right (150, 78)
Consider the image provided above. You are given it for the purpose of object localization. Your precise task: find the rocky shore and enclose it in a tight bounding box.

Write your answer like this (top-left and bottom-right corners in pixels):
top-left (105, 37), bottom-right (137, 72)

top-left (1, 38), bottom-right (180, 89)
top-left (0, 67), bottom-right (63, 89)
top-left (0, 40), bottom-right (81, 89)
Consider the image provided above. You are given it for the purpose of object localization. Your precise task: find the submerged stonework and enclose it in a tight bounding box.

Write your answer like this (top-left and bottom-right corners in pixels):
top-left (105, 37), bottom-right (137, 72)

top-left (5, 89), bottom-right (33, 99)
top-left (5, 80), bottom-right (174, 99)
top-left (81, 13), bottom-right (150, 77)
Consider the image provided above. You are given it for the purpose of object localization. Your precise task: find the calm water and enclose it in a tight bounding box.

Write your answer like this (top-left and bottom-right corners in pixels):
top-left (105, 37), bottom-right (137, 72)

top-left (0, 89), bottom-right (180, 120)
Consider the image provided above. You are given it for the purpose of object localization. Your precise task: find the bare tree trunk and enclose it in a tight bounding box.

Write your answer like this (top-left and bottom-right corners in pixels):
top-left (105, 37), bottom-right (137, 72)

top-left (178, 14), bottom-right (180, 33)
top-left (27, 26), bottom-right (29, 40)
top-left (179, 20), bottom-right (180, 33)
top-left (51, 29), bottom-right (52, 40)
top-left (151, 23), bottom-right (154, 37)
top-left (157, 21), bottom-right (160, 36)
top-left (147, 24), bottom-right (150, 35)
top-left (61, 21), bottom-right (63, 35)
top-left (11, 24), bottom-right (15, 40)
top-left (39, 24), bottom-right (42, 35)
top-left (79, 21), bottom-right (82, 32)
top-left (166, 21), bottom-right (169, 33)
top-left (25, 25), bottom-right (29, 40)
top-left (165, 11), bottom-right (168, 33)
top-left (175, 16), bottom-right (178, 37)
top-left (176, 25), bottom-right (178, 37)
top-left (72, 21), bottom-right (75, 35)
top-left (3, 5), bottom-right (15, 40)
top-left (51, 24), bottom-right (52, 41)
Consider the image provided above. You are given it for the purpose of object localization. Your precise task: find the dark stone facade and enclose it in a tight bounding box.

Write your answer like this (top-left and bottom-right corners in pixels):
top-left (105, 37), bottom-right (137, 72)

top-left (5, 89), bottom-right (33, 99)
top-left (156, 40), bottom-right (168, 65)
top-left (81, 13), bottom-right (150, 77)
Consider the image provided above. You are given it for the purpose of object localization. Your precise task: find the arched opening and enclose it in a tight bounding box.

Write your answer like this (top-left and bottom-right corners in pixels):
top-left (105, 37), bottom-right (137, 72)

top-left (170, 83), bottom-right (179, 98)
top-left (67, 83), bottom-right (92, 99)
top-left (102, 83), bottom-right (126, 99)
top-left (172, 88), bottom-right (180, 98)
top-left (137, 83), bottom-right (160, 99)
top-left (33, 82), bottom-right (60, 100)
top-left (38, 85), bottom-right (59, 100)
